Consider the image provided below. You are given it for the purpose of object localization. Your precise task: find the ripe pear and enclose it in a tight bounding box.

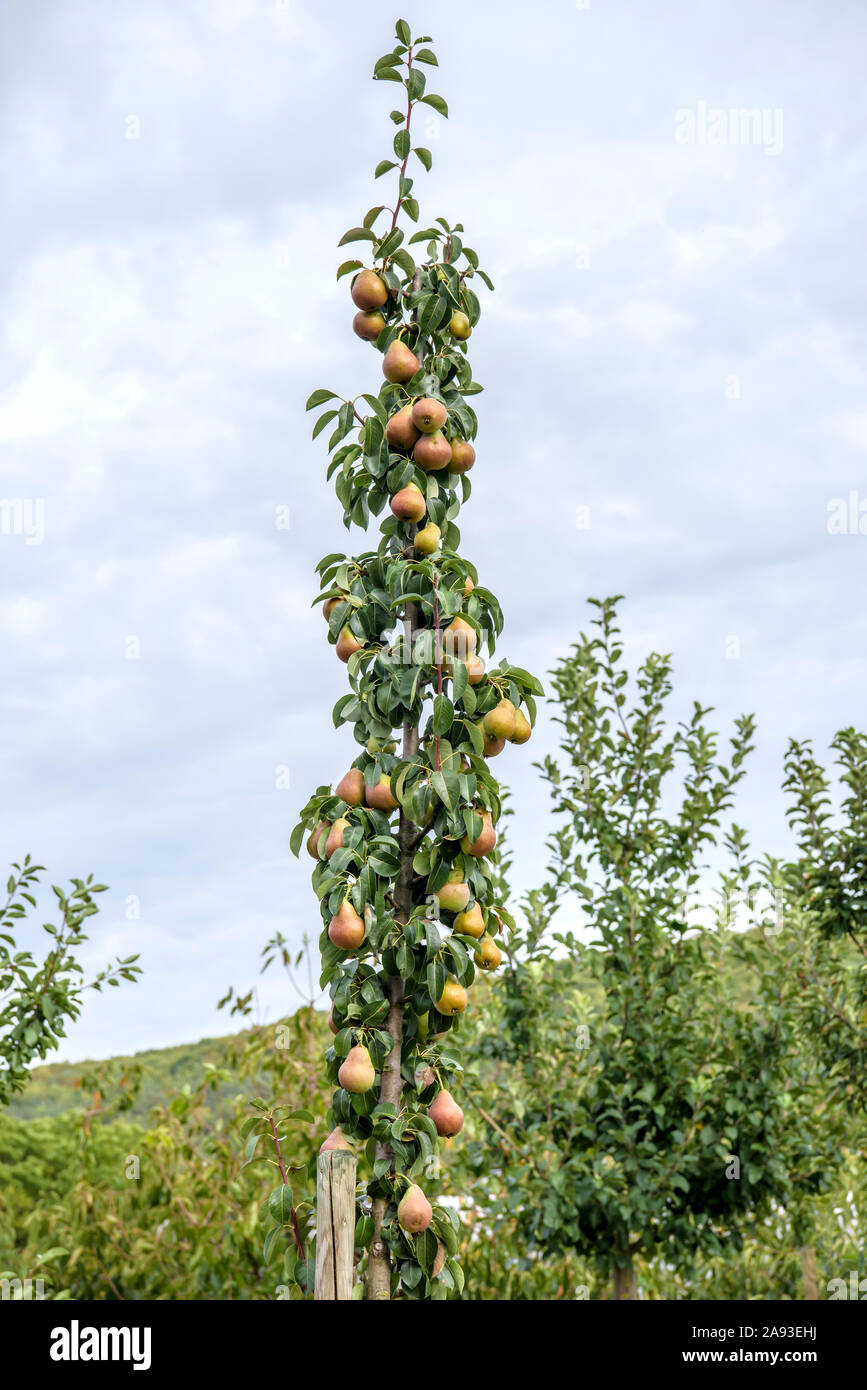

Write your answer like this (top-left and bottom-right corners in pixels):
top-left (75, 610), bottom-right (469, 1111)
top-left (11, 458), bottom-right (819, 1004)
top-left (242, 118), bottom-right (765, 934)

top-left (338, 1043), bottom-right (376, 1094)
top-left (485, 698), bottom-right (517, 740)
top-left (351, 269), bottom-right (387, 311)
top-left (462, 576), bottom-right (475, 599)
top-left (324, 817), bottom-right (349, 858)
top-left (385, 403), bottom-right (420, 450)
top-left (353, 309), bottom-right (386, 341)
top-left (429, 1089), bottom-right (464, 1137)
top-left (461, 811), bottom-right (497, 858)
top-left (449, 439), bottom-right (475, 473)
top-left (437, 978), bottom-right (468, 1015)
top-left (336, 626), bottom-right (361, 662)
top-left (474, 936), bottom-right (503, 971)
top-left (432, 1241), bottom-right (446, 1279)
top-left (466, 653), bottom-right (486, 686)
top-left (511, 709), bottom-right (532, 744)
top-left (306, 820), bottom-right (328, 859)
top-left (336, 767), bottom-right (364, 806)
top-left (414, 522), bottom-right (441, 555)
top-left (411, 397), bottom-right (448, 434)
top-left (449, 310), bottom-right (472, 340)
top-left (390, 483), bottom-right (427, 522)
top-left (435, 879), bottom-right (471, 914)
top-left (328, 1003), bottom-right (339, 1034)
top-left (414, 432), bottom-right (452, 471)
top-left (483, 733), bottom-right (505, 757)
top-left (397, 1184), bottom-right (433, 1234)
top-left (367, 735), bottom-right (397, 754)
top-left (443, 616), bottom-right (477, 659)
top-left (383, 340), bottom-right (420, 383)
top-left (365, 774), bottom-right (397, 812)
top-left (323, 596), bottom-right (342, 620)
top-left (328, 900), bottom-right (365, 950)
top-left (320, 1126), bottom-right (352, 1153)
top-left (452, 902), bottom-right (485, 938)
top-left (416, 1064), bottom-right (437, 1091)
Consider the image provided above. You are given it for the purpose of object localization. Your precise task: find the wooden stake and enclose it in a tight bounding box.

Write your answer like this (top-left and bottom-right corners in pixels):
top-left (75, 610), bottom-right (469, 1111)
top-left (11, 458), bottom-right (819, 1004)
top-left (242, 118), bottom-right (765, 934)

top-left (315, 1150), bottom-right (356, 1300)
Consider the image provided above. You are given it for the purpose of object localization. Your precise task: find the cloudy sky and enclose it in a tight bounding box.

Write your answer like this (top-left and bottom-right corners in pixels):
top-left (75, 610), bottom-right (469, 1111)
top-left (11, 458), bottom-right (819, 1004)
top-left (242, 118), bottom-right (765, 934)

top-left (2, 0), bottom-right (865, 1063)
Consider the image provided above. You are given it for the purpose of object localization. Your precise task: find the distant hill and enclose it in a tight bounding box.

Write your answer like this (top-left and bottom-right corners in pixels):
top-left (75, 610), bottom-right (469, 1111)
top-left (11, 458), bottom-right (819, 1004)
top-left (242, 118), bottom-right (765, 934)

top-left (6, 1028), bottom-right (263, 1123)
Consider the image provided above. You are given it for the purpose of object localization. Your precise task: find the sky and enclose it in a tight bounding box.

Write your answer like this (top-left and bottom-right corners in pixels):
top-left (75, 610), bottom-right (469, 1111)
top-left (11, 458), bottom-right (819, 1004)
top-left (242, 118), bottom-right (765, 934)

top-left (1, 0), bottom-right (865, 1064)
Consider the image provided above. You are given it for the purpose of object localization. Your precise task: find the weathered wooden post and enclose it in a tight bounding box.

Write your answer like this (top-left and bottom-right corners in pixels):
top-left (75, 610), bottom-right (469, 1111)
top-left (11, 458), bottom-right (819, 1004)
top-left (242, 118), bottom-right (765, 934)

top-left (315, 1150), bottom-right (356, 1300)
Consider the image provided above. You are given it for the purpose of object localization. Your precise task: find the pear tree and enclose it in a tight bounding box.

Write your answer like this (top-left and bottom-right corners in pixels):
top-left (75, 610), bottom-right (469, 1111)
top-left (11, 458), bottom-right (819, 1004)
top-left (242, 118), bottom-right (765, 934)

top-left (289, 19), bottom-right (542, 1301)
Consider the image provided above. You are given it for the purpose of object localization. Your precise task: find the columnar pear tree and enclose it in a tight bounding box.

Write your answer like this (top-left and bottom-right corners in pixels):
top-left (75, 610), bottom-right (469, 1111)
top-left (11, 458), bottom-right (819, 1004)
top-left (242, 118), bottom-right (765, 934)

top-left (290, 20), bottom-right (542, 1301)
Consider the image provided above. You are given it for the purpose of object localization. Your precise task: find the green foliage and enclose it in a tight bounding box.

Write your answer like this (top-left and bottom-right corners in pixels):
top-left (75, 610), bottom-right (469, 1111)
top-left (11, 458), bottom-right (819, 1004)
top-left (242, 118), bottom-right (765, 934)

top-left (0, 857), bottom-right (140, 1107)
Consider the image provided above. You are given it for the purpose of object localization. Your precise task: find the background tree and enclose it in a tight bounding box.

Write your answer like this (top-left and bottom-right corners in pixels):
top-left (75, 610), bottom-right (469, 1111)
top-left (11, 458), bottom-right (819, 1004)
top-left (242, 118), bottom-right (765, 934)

top-left (0, 856), bottom-right (140, 1107)
top-left (289, 18), bottom-right (542, 1301)
top-left (466, 597), bottom-right (828, 1298)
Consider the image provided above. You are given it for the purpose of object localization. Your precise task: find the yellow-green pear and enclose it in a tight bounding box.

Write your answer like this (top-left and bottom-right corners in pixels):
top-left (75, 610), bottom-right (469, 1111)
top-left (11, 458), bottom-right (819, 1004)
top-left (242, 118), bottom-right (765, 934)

top-left (306, 820), bottom-right (329, 859)
top-left (390, 483), bottom-right (427, 522)
top-left (320, 1126), bottom-right (352, 1153)
top-left (365, 774), bottom-right (397, 812)
top-left (411, 397), bottom-right (448, 434)
top-left (443, 616), bottom-right (477, 659)
top-left (397, 1183), bottom-right (433, 1233)
top-left (429, 1089), bottom-right (464, 1137)
top-left (449, 310), bottom-right (472, 340)
top-left (328, 900), bottom-right (365, 950)
top-left (474, 936), bottom-right (503, 971)
top-left (336, 626), bottom-right (361, 662)
top-left (324, 817), bottom-right (349, 858)
top-left (435, 878), bottom-right (471, 914)
top-left (383, 340), bottom-right (420, 383)
top-left (511, 709), bottom-right (532, 744)
top-left (351, 269), bottom-right (387, 310)
top-left (336, 767), bottom-right (364, 806)
top-left (338, 1043), bottom-right (376, 1094)
top-left (485, 698), bottom-right (517, 740)
top-left (461, 811), bottom-right (497, 857)
top-left (437, 978), bottom-right (468, 1015)
top-left (452, 902), bottom-right (485, 938)
top-left (414, 522), bottom-right (441, 555)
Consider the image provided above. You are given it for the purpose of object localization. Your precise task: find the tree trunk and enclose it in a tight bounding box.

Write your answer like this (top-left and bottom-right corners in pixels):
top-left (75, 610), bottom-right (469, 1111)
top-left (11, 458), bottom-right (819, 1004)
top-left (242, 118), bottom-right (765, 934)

top-left (800, 1245), bottom-right (819, 1301)
top-left (365, 596), bottom-right (420, 1300)
top-left (613, 1260), bottom-right (638, 1300)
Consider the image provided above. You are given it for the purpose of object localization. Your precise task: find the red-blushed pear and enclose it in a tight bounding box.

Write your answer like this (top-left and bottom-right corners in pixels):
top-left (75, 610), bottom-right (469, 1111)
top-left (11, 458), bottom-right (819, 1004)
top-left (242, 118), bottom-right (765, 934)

top-left (465, 653), bottom-right (486, 686)
top-left (390, 483), bottom-right (427, 522)
top-left (429, 1089), bottom-right (464, 1137)
top-left (474, 936), bottom-right (503, 971)
top-left (443, 616), bottom-right (477, 659)
top-left (397, 1184), bottom-right (433, 1233)
top-left (323, 596), bottom-right (341, 620)
top-left (336, 626), bottom-right (361, 662)
top-left (414, 522), bottom-right (440, 555)
top-left (452, 901), bottom-right (485, 938)
top-left (353, 309), bottom-right (386, 341)
top-left (482, 731), bottom-right (505, 757)
top-left (324, 817), bottom-right (349, 857)
top-left (415, 1063), bottom-right (437, 1091)
top-left (320, 1126), bottom-right (352, 1153)
top-left (335, 767), bottom-right (364, 806)
top-left (338, 1043), bottom-right (376, 1094)
top-left (328, 1003), bottom-right (338, 1035)
top-left (411, 397), bottom-right (448, 434)
top-left (306, 820), bottom-right (329, 859)
top-left (437, 978), bottom-right (468, 1015)
top-left (385, 403), bottom-right (420, 450)
top-left (435, 877), bottom-right (471, 914)
top-left (484, 698), bottom-right (517, 740)
top-left (432, 1241), bottom-right (446, 1279)
top-left (413, 432), bottom-right (452, 471)
top-left (383, 340), bottom-right (420, 383)
top-left (511, 709), bottom-right (532, 744)
top-left (449, 439), bottom-right (475, 473)
top-left (328, 899), bottom-right (365, 950)
top-left (461, 811), bottom-right (497, 857)
top-left (365, 774), bottom-right (398, 812)
top-left (351, 269), bottom-right (387, 310)
top-left (449, 310), bottom-right (472, 340)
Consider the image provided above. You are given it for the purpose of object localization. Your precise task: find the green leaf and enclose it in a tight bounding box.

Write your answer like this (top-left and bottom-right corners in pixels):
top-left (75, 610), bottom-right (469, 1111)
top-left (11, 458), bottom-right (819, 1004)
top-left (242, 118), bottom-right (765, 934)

top-left (414, 49), bottom-right (438, 66)
top-left (306, 389), bottom-right (337, 411)
top-left (374, 159), bottom-right (398, 178)
top-left (268, 1186), bottom-right (295, 1224)
top-left (395, 18), bottom-right (411, 45)
top-left (413, 147), bottom-right (432, 171)
top-left (337, 227), bottom-right (377, 246)
top-left (421, 93), bottom-right (448, 118)
top-left (336, 260), bottom-right (363, 281)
